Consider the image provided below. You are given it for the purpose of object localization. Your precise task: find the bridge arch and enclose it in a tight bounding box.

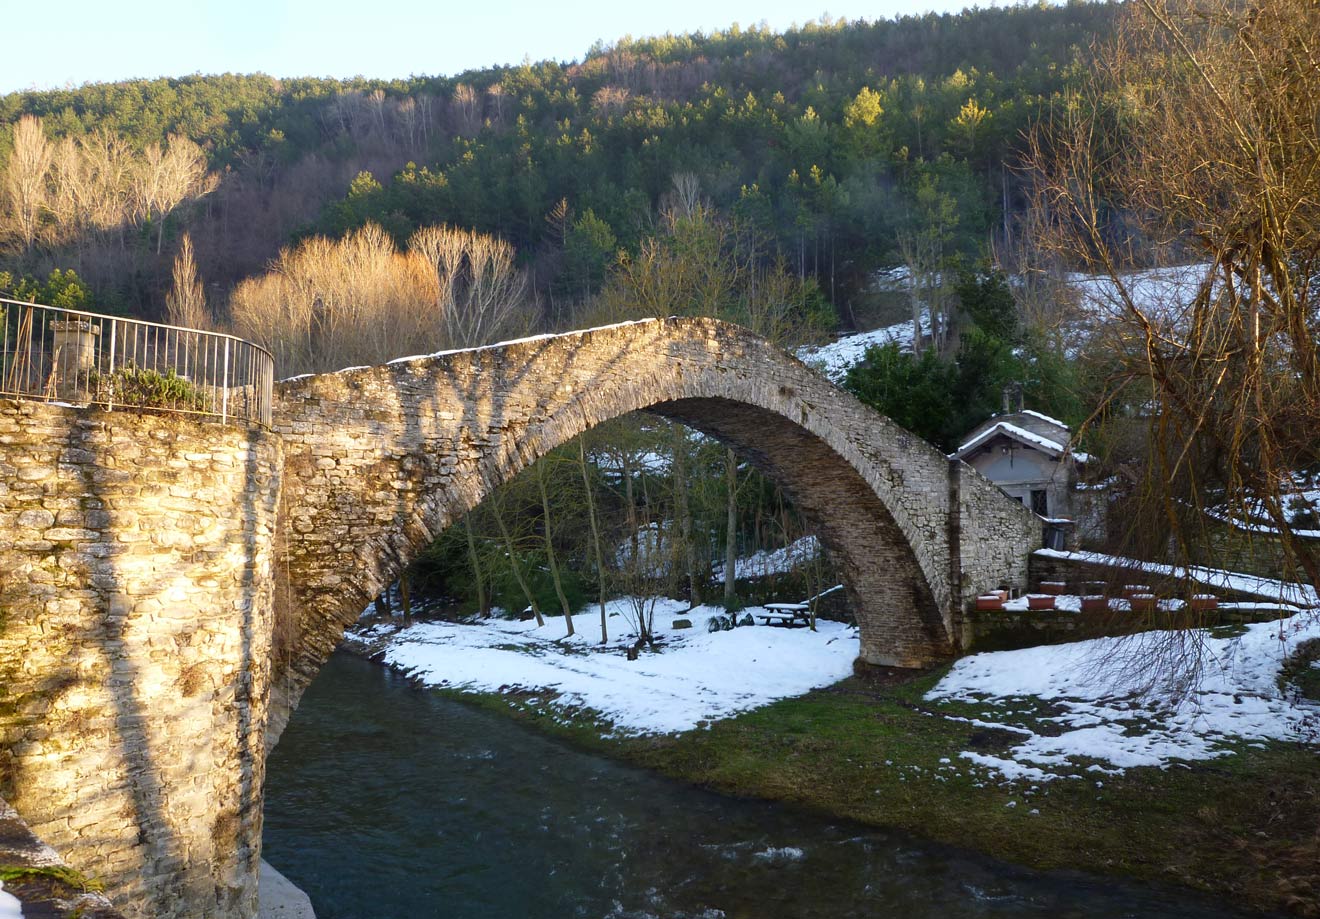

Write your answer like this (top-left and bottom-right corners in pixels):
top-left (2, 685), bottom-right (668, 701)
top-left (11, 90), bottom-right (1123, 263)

top-left (269, 317), bottom-right (1040, 739)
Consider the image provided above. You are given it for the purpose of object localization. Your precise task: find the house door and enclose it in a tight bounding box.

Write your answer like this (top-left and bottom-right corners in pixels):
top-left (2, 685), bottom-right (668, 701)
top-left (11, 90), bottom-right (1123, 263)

top-left (1030, 489), bottom-right (1048, 516)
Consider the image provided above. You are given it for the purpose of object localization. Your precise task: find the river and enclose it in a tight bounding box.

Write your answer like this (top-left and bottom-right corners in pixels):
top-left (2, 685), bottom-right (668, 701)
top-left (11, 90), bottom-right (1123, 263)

top-left (263, 652), bottom-right (1263, 919)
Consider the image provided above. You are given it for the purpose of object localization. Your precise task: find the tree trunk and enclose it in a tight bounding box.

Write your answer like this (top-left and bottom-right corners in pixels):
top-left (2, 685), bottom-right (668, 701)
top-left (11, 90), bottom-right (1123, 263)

top-left (492, 493), bottom-right (543, 626)
top-left (623, 451), bottom-right (638, 566)
top-left (579, 439), bottom-right (609, 644)
top-left (672, 423), bottom-right (701, 606)
top-left (399, 571), bottom-right (412, 623)
top-left (724, 447), bottom-right (738, 611)
top-left (463, 516), bottom-right (488, 616)
top-left (910, 272), bottom-right (923, 353)
top-left (536, 460), bottom-right (574, 636)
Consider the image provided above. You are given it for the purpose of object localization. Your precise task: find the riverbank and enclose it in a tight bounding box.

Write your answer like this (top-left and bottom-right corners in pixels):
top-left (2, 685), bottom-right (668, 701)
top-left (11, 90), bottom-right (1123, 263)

top-left (343, 608), bottom-right (1320, 916)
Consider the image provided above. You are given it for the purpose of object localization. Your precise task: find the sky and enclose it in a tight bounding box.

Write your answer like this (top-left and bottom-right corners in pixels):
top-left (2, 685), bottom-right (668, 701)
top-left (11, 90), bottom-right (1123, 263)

top-left (4, 0), bottom-right (996, 95)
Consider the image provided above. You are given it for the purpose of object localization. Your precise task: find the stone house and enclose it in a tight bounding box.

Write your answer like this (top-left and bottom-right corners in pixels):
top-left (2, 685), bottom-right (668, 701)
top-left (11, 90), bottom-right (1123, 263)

top-left (953, 392), bottom-right (1083, 523)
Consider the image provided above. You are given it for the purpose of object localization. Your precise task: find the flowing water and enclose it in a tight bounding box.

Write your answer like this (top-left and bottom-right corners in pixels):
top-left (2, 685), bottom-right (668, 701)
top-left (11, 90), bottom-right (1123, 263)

top-left (263, 652), bottom-right (1263, 919)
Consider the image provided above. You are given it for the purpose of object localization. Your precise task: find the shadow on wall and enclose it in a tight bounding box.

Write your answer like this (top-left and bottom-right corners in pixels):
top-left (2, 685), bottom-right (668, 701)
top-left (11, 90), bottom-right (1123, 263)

top-left (0, 401), bottom-right (281, 919)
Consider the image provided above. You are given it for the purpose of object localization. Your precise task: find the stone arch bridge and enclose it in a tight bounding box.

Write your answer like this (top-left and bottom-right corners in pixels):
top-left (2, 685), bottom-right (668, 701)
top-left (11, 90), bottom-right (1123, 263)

top-left (269, 316), bottom-right (1039, 739)
top-left (0, 316), bottom-right (1039, 919)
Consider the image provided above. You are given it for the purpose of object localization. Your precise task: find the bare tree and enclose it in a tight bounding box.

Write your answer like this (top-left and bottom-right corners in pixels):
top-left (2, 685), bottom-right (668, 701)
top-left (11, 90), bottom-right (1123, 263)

top-left (671, 421), bottom-right (702, 606)
top-left (132, 134), bottom-right (218, 255)
top-left (895, 173), bottom-right (959, 355)
top-left (78, 131), bottom-right (134, 233)
top-left (722, 447), bottom-right (740, 611)
top-left (485, 83), bottom-right (507, 127)
top-left (409, 224), bottom-right (529, 349)
top-left (578, 437), bottom-right (610, 643)
top-left (1025, 0), bottom-right (1320, 592)
top-left (165, 234), bottom-right (211, 330)
top-left (3, 115), bottom-right (53, 256)
top-left (535, 456), bottom-right (575, 637)
top-left (452, 84), bottom-right (480, 135)
top-left (229, 222), bottom-right (438, 375)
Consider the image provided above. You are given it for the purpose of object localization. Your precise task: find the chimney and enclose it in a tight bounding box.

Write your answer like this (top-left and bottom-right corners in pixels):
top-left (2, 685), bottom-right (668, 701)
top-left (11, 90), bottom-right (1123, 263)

top-left (1001, 382), bottom-right (1023, 414)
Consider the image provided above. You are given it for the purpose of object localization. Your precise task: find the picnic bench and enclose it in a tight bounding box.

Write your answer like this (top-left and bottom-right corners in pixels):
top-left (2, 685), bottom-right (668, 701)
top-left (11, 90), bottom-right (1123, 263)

top-left (757, 602), bottom-right (812, 627)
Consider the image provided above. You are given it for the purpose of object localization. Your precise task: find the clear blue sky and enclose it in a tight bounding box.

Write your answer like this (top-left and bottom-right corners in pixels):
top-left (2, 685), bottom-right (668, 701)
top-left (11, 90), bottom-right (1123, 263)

top-left (5, 0), bottom-right (998, 95)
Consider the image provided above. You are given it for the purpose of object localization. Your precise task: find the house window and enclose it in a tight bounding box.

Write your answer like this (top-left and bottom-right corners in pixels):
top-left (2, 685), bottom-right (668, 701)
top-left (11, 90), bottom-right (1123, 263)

top-left (1030, 489), bottom-right (1048, 516)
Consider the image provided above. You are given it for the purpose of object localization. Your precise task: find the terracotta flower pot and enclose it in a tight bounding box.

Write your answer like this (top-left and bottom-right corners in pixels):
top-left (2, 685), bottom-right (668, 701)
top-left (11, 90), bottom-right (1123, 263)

top-left (1027, 594), bottom-right (1056, 610)
top-left (975, 595), bottom-right (1004, 611)
top-left (1040, 581), bottom-right (1067, 596)
top-left (1129, 593), bottom-right (1158, 613)
top-left (1189, 595), bottom-right (1219, 612)
top-left (1081, 596), bottom-right (1108, 613)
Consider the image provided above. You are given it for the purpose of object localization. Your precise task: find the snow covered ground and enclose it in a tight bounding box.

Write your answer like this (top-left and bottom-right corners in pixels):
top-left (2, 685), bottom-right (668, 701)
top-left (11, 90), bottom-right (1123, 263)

top-left (353, 599), bottom-right (858, 735)
top-left (794, 266), bottom-right (1209, 386)
top-left (1034, 548), bottom-right (1320, 609)
top-left (0, 882), bottom-right (19, 919)
top-left (797, 317), bottom-right (926, 382)
top-left (1068, 263), bottom-right (1207, 324)
top-left (350, 587), bottom-right (1318, 784)
top-left (927, 614), bottom-right (1320, 782)
top-left (713, 534), bottom-right (820, 582)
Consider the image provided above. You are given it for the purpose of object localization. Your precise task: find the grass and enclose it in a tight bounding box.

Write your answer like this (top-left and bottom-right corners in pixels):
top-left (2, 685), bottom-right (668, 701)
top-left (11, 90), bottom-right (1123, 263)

top-left (0, 863), bottom-right (105, 907)
top-left (1281, 639), bottom-right (1320, 705)
top-left (436, 664), bottom-right (1319, 916)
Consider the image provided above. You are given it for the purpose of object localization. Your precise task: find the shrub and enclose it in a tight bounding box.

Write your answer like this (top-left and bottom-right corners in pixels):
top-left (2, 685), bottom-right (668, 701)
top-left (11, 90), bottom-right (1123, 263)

top-left (94, 365), bottom-right (212, 412)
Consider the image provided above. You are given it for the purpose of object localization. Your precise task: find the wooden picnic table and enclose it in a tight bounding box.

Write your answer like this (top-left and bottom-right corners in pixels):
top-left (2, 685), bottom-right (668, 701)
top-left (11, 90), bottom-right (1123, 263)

top-left (757, 602), bottom-right (812, 627)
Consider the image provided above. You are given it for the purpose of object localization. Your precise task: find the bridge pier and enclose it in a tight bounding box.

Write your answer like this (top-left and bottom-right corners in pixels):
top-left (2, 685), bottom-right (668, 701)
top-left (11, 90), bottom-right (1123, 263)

top-left (0, 400), bottom-right (282, 919)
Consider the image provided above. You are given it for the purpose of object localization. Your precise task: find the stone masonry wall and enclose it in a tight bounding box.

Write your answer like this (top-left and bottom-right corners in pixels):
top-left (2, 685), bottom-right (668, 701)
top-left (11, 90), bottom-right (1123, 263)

top-left (0, 399), bottom-right (282, 919)
top-left (268, 317), bottom-right (1041, 739)
top-left (0, 795), bottom-right (126, 917)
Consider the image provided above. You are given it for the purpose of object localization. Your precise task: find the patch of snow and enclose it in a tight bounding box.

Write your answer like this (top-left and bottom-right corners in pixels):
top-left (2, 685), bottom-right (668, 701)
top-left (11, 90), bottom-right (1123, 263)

top-left (1069, 264), bottom-right (1209, 326)
top-left (363, 599), bottom-right (859, 735)
top-left (873, 265), bottom-right (913, 291)
top-left (613, 522), bottom-right (675, 578)
top-left (1001, 594), bottom-right (1083, 613)
top-left (634, 451), bottom-right (670, 474)
top-left (1203, 504), bottom-right (1320, 541)
top-left (1019, 409), bottom-right (1069, 430)
top-left (385, 319), bottom-right (652, 367)
top-left (796, 318), bottom-right (927, 383)
top-left (927, 615), bottom-right (1320, 779)
top-left (0, 880), bottom-right (20, 919)
top-left (714, 535), bottom-right (820, 583)
top-left (1034, 548), bottom-right (1319, 609)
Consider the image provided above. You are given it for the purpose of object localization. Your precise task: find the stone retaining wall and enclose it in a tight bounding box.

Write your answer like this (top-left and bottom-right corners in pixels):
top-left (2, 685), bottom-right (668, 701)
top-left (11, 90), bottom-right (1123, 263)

top-left (1027, 550), bottom-right (1306, 606)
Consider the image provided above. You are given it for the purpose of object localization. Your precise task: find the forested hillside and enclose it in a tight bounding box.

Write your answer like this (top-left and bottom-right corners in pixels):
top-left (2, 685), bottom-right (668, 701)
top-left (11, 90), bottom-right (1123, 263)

top-left (0, 0), bottom-right (1116, 321)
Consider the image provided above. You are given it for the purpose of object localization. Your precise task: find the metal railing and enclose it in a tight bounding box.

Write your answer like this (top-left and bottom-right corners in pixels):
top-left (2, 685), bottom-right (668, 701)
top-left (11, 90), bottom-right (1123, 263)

top-left (0, 299), bottom-right (274, 428)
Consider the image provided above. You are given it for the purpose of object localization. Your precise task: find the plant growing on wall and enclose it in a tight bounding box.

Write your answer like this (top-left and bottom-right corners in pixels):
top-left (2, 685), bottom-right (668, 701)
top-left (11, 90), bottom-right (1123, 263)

top-left (93, 364), bottom-right (211, 413)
